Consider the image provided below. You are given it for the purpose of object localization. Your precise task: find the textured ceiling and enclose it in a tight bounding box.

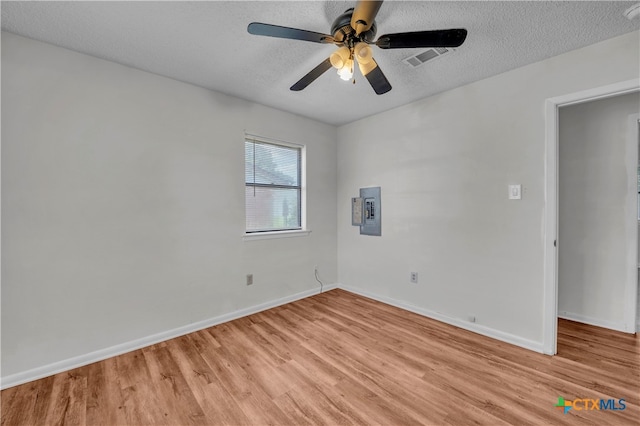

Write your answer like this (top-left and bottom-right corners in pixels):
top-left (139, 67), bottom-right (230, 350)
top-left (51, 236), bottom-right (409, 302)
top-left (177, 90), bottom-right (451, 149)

top-left (2, 1), bottom-right (639, 125)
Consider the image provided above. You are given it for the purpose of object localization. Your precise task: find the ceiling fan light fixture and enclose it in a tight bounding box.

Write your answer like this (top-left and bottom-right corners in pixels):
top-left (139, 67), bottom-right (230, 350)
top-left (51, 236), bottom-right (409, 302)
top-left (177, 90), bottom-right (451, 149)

top-left (354, 42), bottom-right (373, 64)
top-left (337, 58), bottom-right (354, 80)
top-left (330, 46), bottom-right (350, 69)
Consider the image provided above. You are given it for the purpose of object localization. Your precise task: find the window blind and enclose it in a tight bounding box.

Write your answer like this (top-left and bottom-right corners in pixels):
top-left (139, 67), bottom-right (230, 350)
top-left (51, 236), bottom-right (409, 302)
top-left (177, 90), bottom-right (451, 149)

top-left (245, 138), bottom-right (301, 232)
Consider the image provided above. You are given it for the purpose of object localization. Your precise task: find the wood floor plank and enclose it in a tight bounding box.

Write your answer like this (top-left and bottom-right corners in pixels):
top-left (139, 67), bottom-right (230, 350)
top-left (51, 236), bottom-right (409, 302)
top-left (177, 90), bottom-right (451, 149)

top-left (145, 345), bottom-right (208, 424)
top-left (208, 323), bottom-right (292, 400)
top-left (115, 349), bottom-right (166, 425)
top-left (43, 371), bottom-right (87, 426)
top-left (2, 289), bottom-right (638, 425)
top-left (188, 327), bottom-right (222, 352)
top-left (83, 357), bottom-right (127, 426)
top-left (176, 335), bottom-right (251, 426)
top-left (0, 377), bottom-right (53, 426)
top-left (280, 340), bottom-right (346, 388)
top-left (240, 321), bottom-right (292, 367)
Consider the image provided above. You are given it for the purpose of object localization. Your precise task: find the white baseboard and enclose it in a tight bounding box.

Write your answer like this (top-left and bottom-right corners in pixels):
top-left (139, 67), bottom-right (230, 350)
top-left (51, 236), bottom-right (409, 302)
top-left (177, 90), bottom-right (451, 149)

top-left (339, 284), bottom-right (545, 353)
top-left (558, 311), bottom-right (631, 333)
top-left (0, 281), bottom-right (557, 390)
top-left (1, 284), bottom-right (336, 390)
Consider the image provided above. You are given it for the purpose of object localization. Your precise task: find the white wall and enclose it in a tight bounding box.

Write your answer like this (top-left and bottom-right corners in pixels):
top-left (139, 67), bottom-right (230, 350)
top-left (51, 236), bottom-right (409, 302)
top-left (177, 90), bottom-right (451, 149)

top-left (558, 93), bottom-right (639, 330)
top-left (1, 32), bottom-right (337, 379)
top-left (3, 28), bottom-right (639, 385)
top-left (337, 31), bottom-right (640, 349)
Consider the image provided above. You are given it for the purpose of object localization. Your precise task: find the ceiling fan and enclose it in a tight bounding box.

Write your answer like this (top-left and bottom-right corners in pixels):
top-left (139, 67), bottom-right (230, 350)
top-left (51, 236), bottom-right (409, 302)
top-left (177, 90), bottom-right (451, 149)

top-left (247, 0), bottom-right (467, 95)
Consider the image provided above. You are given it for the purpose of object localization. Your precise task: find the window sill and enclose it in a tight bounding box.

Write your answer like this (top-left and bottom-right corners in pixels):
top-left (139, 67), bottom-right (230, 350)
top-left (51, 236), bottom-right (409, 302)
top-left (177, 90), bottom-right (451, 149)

top-left (243, 229), bottom-right (311, 241)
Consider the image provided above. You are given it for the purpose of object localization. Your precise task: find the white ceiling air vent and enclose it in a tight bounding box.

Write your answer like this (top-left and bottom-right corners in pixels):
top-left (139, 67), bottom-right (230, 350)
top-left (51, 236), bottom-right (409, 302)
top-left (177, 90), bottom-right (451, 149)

top-left (403, 47), bottom-right (455, 68)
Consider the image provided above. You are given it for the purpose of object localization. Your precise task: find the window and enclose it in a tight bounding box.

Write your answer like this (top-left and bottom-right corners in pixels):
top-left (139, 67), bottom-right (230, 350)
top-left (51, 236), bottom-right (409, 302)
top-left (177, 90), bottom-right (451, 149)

top-left (245, 136), bottom-right (302, 233)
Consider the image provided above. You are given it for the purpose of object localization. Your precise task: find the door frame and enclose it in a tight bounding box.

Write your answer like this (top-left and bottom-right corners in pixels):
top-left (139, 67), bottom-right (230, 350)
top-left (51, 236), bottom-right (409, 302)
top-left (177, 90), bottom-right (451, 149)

top-left (625, 113), bottom-right (640, 334)
top-left (543, 79), bottom-right (640, 355)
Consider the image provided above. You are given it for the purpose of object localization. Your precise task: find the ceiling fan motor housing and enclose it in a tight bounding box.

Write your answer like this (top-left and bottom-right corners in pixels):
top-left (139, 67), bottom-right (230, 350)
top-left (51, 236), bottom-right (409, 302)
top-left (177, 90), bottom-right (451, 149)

top-left (331, 8), bottom-right (377, 44)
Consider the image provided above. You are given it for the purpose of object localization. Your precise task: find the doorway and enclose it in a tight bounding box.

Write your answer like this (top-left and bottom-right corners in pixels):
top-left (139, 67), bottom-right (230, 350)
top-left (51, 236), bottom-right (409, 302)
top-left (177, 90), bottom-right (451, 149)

top-left (558, 94), bottom-right (639, 330)
top-left (543, 80), bottom-right (640, 355)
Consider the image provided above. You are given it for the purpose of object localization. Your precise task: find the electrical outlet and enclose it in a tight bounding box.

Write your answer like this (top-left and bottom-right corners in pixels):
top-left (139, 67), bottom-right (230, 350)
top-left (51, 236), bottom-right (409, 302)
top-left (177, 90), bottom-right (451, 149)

top-left (468, 315), bottom-right (476, 323)
top-left (314, 265), bottom-right (318, 274)
top-left (246, 274), bottom-right (253, 286)
top-left (410, 272), bottom-right (418, 283)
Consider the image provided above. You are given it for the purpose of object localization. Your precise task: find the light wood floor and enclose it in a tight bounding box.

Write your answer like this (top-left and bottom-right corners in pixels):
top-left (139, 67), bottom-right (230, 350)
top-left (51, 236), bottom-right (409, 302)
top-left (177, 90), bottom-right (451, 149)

top-left (2, 289), bottom-right (638, 425)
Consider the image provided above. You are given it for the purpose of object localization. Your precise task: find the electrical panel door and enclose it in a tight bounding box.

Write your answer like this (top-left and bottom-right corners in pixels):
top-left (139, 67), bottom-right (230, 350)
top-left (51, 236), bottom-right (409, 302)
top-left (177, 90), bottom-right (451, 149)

top-left (353, 187), bottom-right (381, 236)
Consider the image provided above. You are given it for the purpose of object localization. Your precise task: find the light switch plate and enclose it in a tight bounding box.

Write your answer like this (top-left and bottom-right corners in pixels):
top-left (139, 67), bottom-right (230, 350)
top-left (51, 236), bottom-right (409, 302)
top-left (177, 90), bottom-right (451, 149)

top-left (508, 184), bottom-right (522, 200)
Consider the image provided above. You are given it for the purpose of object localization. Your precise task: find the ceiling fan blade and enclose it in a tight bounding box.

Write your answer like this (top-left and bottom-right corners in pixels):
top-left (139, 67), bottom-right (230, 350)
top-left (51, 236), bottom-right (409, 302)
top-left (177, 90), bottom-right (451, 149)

top-left (350, 0), bottom-right (384, 35)
top-left (248, 22), bottom-right (334, 44)
top-left (376, 29), bottom-right (468, 49)
top-left (290, 58), bottom-right (333, 91)
top-left (358, 58), bottom-right (392, 95)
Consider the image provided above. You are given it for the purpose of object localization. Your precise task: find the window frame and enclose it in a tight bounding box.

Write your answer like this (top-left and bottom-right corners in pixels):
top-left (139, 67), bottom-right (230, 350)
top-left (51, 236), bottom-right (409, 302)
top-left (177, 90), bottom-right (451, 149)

top-left (243, 134), bottom-right (308, 240)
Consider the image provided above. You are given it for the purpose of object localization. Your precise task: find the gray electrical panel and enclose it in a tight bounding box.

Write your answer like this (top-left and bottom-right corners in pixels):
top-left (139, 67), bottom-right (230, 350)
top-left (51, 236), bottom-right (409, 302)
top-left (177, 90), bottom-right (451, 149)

top-left (352, 187), bottom-right (381, 236)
